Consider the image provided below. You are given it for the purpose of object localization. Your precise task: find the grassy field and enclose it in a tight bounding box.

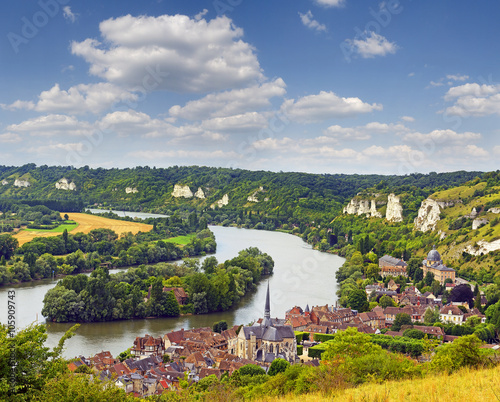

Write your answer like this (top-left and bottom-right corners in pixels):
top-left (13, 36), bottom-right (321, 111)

top-left (13, 213), bottom-right (153, 245)
top-left (257, 365), bottom-right (500, 402)
top-left (164, 234), bottom-right (195, 245)
top-left (25, 222), bottom-right (78, 233)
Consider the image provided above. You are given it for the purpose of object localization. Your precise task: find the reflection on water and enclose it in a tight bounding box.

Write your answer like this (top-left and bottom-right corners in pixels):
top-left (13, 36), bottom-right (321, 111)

top-left (0, 225), bottom-right (343, 358)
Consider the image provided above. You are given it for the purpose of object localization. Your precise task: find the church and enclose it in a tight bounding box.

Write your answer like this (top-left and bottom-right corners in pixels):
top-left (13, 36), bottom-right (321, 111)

top-left (422, 246), bottom-right (456, 285)
top-left (236, 283), bottom-right (297, 363)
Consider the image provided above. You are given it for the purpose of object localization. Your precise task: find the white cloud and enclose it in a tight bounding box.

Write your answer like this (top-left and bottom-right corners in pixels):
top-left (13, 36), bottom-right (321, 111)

top-left (194, 9), bottom-right (208, 21)
top-left (201, 112), bottom-right (269, 133)
top-left (1, 100), bottom-right (35, 111)
top-left (444, 83), bottom-right (500, 116)
top-left (0, 133), bottom-right (21, 143)
top-left (71, 14), bottom-right (263, 93)
top-left (446, 74), bottom-right (469, 82)
top-left (493, 145), bottom-right (500, 155)
top-left (169, 78), bottom-right (286, 120)
top-left (346, 32), bottom-right (398, 58)
top-left (99, 110), bottom-right (173, 138)
top-left (299, 11), bottom-right (327, 32)
top-left (27, 142), bottom-right (85, 154)
top-left (25, 83), bottom-right (137, 115)
top-left (403, 129), bottom-right (481, 144)
top-left (7, 114), bottom-right (94, 137)
top-left (429, 80), bottom-right (444, 87)
top-left (408, 72), bottom-right (415, 77)
top-left (282, 91), bottom-right (382, 123)
top-left (63, 6), bottom-right (77, 23)
top-left (252, 137), bottom-right (294, 150)
top-left (314, 0), bottom-right (345, 7)
top-left (401, 116), bottom-right (415, 122)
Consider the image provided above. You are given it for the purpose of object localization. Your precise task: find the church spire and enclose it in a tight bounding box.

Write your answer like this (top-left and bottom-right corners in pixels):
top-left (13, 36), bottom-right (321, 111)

top-left (264, 281), bottom-right (271, 319)
top-left (262, 281), bottom-right (272, 328)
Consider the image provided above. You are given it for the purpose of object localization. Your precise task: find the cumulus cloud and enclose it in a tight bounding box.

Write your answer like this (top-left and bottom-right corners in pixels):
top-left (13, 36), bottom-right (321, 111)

top-left (444, 83), bottom-right (500, 116)
top-left (346, 32), bottom-right (398, 58)
top-left (401, 116), bottom-right (415, 122)
top-left (0, 133), bottom-right (22, 143)
top-left (1, 100), bottom-right (35, 111)
top-left (201, 112), bottom-right (269, 133)
top-left (403, 129), bottom-right (481, 144)
top-left (446, 74), bottom-right (469, 82)
top-left (299, 11), bottom-right (327, 32)
top-left (169, 78), bottom-right (286, 120)
top-left (314, 0), bottom-right (345, 7)
top-left (282, 91), bottom-right (382, 123)
top-left (71, 14), bottom-right (263, 93)
top-left (63, 6), bottom-right (77, 23)
top-left (7, 114), bottom-right (94, 137)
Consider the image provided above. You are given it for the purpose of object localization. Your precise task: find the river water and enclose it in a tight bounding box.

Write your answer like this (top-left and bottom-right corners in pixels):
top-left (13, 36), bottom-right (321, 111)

top-left (0, 219), bottom-right (343, 358)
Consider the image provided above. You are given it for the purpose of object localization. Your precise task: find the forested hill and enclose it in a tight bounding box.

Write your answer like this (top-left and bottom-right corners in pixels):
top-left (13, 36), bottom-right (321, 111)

top-left (0, 165), bottom-right (481, 216)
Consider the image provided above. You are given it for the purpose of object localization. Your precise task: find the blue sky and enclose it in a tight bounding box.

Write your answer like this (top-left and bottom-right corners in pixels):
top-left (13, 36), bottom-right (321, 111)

top-left (1, 0), bottom-right (499, 175)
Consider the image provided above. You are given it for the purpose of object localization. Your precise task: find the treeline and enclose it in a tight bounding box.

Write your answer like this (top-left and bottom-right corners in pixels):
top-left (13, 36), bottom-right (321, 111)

top-left (0, 210), bottom-right (216, 286)
top-left (41, 247), bottom-right (274, 322)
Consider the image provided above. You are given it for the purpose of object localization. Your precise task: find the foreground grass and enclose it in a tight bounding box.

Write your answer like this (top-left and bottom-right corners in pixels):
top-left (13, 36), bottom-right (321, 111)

top-left (257, 365), bottom-right (500, 402)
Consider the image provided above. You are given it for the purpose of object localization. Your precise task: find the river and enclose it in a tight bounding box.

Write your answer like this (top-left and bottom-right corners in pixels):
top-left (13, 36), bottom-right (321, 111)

top-left (0, 219), bottom-right (344, 358)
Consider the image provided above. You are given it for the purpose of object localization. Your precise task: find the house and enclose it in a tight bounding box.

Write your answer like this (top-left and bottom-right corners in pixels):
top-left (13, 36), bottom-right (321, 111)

top-left (358, 311), bottom-right (385, 329)
top-left (131, 335), bottom-right (165, 359)
top-left (422, 246), bottom-right (455, 285)
top-left (163, 329), bottom-right (185, 348)
top-left (440, 305), bottom-right (464, 324)
top-left (379, 255), bottom-right (408, 278)
top-left (162, 287), bottom-right (189, 305)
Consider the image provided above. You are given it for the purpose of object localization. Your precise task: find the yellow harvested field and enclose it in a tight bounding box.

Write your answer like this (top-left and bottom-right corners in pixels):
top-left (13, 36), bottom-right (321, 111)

top-left (13, 213), bottom-right (153, 246)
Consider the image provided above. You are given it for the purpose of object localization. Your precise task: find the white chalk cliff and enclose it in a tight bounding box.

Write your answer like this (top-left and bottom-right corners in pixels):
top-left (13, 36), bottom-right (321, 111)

top-left (247, 186), bottom-right (265, 203)
top-left (344, 194), bottom-right (403, 221)
top-left (194, 187), bottom-right (205, 199)
top-left (172, 184), bottom-right (193, 198)
top-left (14, 179), bottom-right (30, 188)
top-left (211, 194), bottom-right (229, 209)
top-left (465, 239), bottom-right (500, 256)
top-left (1, 180), bottom-right (7, 186)
top-left (386, 194), bottom-right (403, 222)
top-left (489, 208), bottom-right (500, 214)
top-left (55, 178), bottom-right (76, 191)
top-left (413, 198), bottom-right (442, 232)
top-left (125, 187), bottom-right (138, 194)
top-left (472, 218), bottom-right (489, 230)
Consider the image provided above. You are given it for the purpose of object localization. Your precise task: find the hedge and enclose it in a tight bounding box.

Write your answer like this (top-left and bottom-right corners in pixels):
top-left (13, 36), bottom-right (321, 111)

top-left (313, 333), bottom-right (335, 343)
top-left (297, 345), bottom-right (303, 355)
top-left (295, 331), bottom-right (309, 344)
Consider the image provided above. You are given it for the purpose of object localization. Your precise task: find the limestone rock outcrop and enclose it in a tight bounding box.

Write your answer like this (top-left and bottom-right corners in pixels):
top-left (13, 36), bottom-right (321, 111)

top-left (386, 194), bottom-right (403, 222)
top-left (414, 198), bottom-right (442, 232)
top-left (194, 187), bottom-right (205, 199)
top-left (14, 179), bottom-right (30, 188)
top-left (55, 178), bottom-right (76, 191)
top-left (172, 184), bottom-right (193, 198)
top-left (343, 199), bottom-right (371, 216)
top-left (247, 187), bottom-right (265, 203)
top-left (488, 208), bottom-right (500, 214)
top-left (472, 218), bottom-right (488, 230)
top-left (1, 180), bottom-right (7, 186)
top-left (465, 239), bottom-right (500, 256)
top-left (125, 187), bottom-right (138, 194)
top-left (211, 194), bottom-right (229, 209)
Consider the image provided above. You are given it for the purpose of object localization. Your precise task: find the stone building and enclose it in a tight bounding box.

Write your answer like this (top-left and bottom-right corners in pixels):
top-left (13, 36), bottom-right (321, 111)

top-left (422, 246), bottom-right (455, 285)
top-left (236, 283), bottom-right (297, 363)
top-left (378, 255), bottom-right (408, 278)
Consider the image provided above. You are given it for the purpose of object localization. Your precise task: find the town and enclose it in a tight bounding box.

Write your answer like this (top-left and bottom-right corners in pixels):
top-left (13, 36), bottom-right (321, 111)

top-left (66, 249), bottom-right (495, 398)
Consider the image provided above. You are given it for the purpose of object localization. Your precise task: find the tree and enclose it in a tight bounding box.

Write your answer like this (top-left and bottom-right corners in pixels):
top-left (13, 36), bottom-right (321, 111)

top-left (0, 323), bottom-right (79, 398)
top-left (379, 294), bottom-right (396, 308)
top-left (0, 234), bottom-right (18, 260)
top-left (322, 327), bottom-right (382, 360)
top-left (347, 288), bottom-right (369, 312)
top-left (238, 364), bottom-right (266, 377)
top-left (268, 358), bottom-right (290, 376)
top-left (391, 313), bottom-right (412, 331)
top-left (449, 284), bottom-right (474, 308)
top-left (424, 271), bottom-right (434, 287)
top-left (431, 334), bottom-right (487, 373)
top-left (424, 306), bottom-right (440, 325)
